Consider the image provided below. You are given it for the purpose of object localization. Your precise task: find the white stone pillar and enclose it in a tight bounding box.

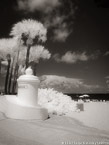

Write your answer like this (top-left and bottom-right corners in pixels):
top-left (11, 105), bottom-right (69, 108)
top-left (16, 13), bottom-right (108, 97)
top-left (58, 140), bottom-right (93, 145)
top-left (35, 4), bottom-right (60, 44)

top-left (17, 67), bottom-right (40, 106)
top-left (4, 67), bottom-right (48, 120)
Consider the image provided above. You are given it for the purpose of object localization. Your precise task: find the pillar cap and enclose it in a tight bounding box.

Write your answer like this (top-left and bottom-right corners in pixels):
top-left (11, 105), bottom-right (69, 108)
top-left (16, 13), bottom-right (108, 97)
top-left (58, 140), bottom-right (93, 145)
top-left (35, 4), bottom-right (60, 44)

top-left (25, 67), bottom-right (33, 75)
top-left (17, 67), bottom-right (39, 83)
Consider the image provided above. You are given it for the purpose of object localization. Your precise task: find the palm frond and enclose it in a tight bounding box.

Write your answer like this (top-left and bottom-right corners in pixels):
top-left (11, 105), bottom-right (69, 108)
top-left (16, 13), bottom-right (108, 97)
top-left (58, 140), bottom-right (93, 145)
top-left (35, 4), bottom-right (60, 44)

top-left (29, 45), bottom-right (51, 62)
top-left (0, 38), bottom-right (17, 59)
top-left (10, 19), bottom-right (47, 43)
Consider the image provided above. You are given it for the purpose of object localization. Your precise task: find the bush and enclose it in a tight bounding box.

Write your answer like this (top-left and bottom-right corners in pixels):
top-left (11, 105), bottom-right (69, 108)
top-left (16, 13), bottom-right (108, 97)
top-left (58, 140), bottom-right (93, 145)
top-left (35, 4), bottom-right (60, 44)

top-left (38, 88), bottom-right (77, 116)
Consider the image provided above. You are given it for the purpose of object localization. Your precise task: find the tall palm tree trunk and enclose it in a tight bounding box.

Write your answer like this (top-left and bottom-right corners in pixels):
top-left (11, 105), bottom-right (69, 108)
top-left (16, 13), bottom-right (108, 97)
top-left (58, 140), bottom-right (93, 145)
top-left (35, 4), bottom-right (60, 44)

top-left (12, 63), bottom-right (19, 94)
top-left (29, 61), bottom-right (38, 76)
top-left (0, 59), bottom-right (1, 74)
top-left (26, 45), bottom-right (31, 68)
top-left (8, 57), bottom-right (15, 94)
top-left (33, 62), bottom-right (37, 76)
top-left (12, 48), bottom-right (20, 94)
top-left (32, 61), bottom-right (38, 76)
top-left (4, 55), bottom-right (11, 94)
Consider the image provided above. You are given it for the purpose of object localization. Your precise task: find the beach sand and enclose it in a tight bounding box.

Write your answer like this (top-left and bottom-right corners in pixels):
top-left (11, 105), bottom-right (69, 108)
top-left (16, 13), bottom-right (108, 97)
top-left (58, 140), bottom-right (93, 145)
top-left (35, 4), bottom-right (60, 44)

top-left (68, 102), bottom-right (109, 133)
top-left (0, 100), bottom-right (109, 145)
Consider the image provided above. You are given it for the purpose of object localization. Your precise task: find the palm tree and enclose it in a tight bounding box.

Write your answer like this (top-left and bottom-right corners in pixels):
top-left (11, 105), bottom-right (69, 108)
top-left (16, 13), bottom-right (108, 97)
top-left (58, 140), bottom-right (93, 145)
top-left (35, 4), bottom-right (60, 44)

top-left (17, 45), bottom-right (51, 76)
top-left (10, 19), bottom-right (47, 69)
top-left (8, 56), bottom-right (15, 94)
top-left (0, 20), bottom-right (48, 94)
top-left (0, 38), bottom-right (17, 94)
top-left (4, 54), bottom-right (11, 94)
top-left (29, 45), bottom-right (51, 75)
top-left (10, 37), bottom-right (23, 94)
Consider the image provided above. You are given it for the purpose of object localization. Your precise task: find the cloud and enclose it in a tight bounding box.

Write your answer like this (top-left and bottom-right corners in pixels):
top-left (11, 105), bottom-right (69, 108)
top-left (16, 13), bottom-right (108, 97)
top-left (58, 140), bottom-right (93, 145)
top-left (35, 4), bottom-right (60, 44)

top-left (17, 0), bottom-right (60, 13)
top-left (51, 24), bottom-right (72, 42)
top-left (105, 76), bottom-right (109, 79)
top-left (89, 50), bottom-right (101, 59)
top-left (43, 15), bottom-right (73, 42)
top-left (104, 51), bottom-right (109, 56)
top-left (53, 51), bottom-right (100, 64)
top-left (105, 76), bottom-right (109, 91)
top-left (40, 75), bottom-right (101, 93)
top-left (54, 51), bottom-right (90, 64)
top-left (16, 0), bottom-right (76, 42)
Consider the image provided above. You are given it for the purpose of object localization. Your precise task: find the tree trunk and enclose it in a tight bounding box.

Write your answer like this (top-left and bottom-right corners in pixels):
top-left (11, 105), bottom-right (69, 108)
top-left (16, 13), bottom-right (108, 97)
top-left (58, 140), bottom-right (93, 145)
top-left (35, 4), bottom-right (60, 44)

top-left (29, 61), bottom-right (38, 76)
top-left (12, 63), bottom-right (19, 94)
top-left (11, 45), bottom-right (20, 94)
top-left (26, 45), bottom-right (31, 69)
top-left (8, 57), bottom-right (15, 94)
top-left (4, 57), bottom-right (11, 94)
top-left (0, 59), bottom-right (1, 74)
top-left (32, 62), bottom-right (38, 76)
top-left (33, 63), bottom-right (37, 76)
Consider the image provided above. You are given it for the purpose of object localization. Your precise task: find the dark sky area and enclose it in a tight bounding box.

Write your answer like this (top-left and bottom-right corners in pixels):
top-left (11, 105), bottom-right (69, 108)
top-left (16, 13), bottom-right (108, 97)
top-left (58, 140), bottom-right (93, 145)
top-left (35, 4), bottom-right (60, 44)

top-left (0, 0), bottom-right (109, 93)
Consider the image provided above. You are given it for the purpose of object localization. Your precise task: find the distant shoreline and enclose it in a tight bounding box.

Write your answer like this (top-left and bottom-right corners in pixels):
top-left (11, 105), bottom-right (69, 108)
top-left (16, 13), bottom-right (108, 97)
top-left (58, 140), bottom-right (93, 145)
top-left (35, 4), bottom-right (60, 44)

top-left (65, 93), bottom-right (109, 101)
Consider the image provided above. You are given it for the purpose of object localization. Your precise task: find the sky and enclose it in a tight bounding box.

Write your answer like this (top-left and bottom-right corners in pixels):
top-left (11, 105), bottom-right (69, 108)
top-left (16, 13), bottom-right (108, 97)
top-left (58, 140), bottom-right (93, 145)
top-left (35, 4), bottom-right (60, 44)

top-left (0, 0), bottom-right (109, 93)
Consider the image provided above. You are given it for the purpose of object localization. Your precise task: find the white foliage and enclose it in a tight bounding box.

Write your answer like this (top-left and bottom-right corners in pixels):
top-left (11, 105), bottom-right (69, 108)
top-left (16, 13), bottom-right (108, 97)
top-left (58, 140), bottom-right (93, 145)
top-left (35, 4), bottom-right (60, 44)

top-left (38, 88), bottom-right (77, 116)
top-left (29, 45), bottom-right (51, 62)
top-left (18, 46), bottom-right (27, 65)
top-left (18, 45), bottom-right (51, 64)
top-left (10, 19), bottom-right (47, 42)
top-left (0, 38), bottom-right (17, 59)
